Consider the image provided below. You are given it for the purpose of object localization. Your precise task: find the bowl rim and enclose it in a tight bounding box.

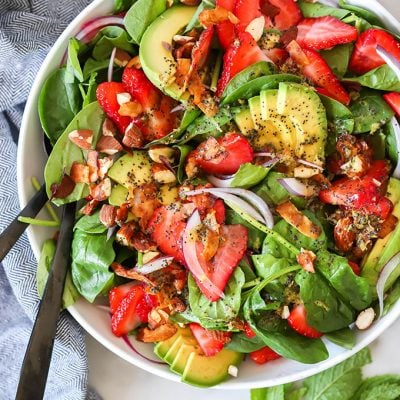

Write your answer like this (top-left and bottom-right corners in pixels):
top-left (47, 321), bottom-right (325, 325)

top-left (16, 0), bottom-right (400, 390)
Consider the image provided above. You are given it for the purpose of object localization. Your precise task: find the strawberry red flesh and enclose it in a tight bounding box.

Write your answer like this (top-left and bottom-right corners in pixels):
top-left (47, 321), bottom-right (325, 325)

top-left (215, 0), bottom-right (236, 49)
top-left (234, 0), bottom-right (262, 32)
top-left (189, 323), bottom-right (232, 356)
top-left (250, 346), bottom-right (281, 364)
top-left (296, 16), bottom-right (358, 51)
top-left (109, 281), bottom-right (136, 314)
top-left (266, 0), bottom-right (301, 31)
top-left (384, 92), bottom-right (400, 117)
top-left (287, 304), bottom-right (323, 339)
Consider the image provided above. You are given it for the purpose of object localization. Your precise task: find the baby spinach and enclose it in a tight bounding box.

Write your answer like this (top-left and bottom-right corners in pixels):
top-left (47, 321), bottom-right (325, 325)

top-left (383, 278), bottom-right (400, 316)
top-left (226, 332), bottom-right (265, 353)
top-left (316, 250), bottom-right (372, 310)
top-left (230, 163), bottom-right (270, 189)
top-left (384, 119), bottom-right (399, 165)
top-left (37, 239), bottom-right (79, 309)
top-left (325, 328), bottom-right (356, 350)
top-left (298, 0), bottom-right (350, 19)
top-left (338, 0), bottom-right (384, 27)
top-left (38, 68), bottom-right (83, 145)
top-left (65, 38), bottom-right (87, 83)
top-left (124, 0), bottom-right (167, 45)
top-left (114, 0), bottom-right (138, 13)
top-left (174, 144), bottom-right (192, 183)
top-left (345, 65), bottom-right (400, 92)
top-left (44, 101), bottom-right (105, 205)
top-left (81, 72), bottom-right (98, 108)
top-left (71, 229), bottom-right (116, 303)
top-left (83, 58), bottom-right (109, 80)
top-left (185, 0), bottom-right (215, 32)
top-left (188, 267), bottom-right (245, 330)
top-left (295, 269), bottom-right (355, 333)
top-left (74, 211), bottom-right (108, 234)
top-left (91, 26), bottom-right (136, 60)
top-left (320, 44), bottom-right (353, 78)
top-left (350, 90), bottom-right (394, 133)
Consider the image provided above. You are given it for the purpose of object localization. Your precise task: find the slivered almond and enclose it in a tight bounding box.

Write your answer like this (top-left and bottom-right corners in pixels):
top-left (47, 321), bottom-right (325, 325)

top-left (96, 135), bottom-right (123, 155)
top-left (126, 55), bottom-right (141, 69)
top-left (116, 92), bottom-right (132, 105)
top-left (142, 251), bottom-right (160, 264)
top-left (246, 16), bottom-right (265, 42)
top-left (99, 204), bottom-right (117, 228)
top-left (114, 49), bottom-right (132, 67)
top-left (123, 122), bottom-right (144, 148)
top-left (68, 129), bottom-right (93, 150)
top-left (355, 308), bottom-right (375, 330)
top-left (90, 177), bottom-right (112, 201)
top-left (70, 162), bottom-right (90, 184)
top-left (148, 145), bottom-right (176, 164)
top-left (276, 201), bottom-right (321, 240)
top-left (151, 163), bottom-right (176, 184)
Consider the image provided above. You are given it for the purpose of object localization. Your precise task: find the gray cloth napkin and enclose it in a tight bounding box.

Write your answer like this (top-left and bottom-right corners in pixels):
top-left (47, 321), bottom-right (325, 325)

top-left (0, 1), bottom-right (102, 399)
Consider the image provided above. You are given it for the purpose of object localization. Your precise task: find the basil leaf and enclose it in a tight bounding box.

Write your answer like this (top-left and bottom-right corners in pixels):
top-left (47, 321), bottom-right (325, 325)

top-left (71, 230), bottom-right (116, 302)
top-left (226, 332), bottom-right (265, 353)
top-left (295, 269), bottom-right (355, 333)
top-left (303, 347), bottom-right (372, 400)
top-left (320, 44), bottom-right (353, 78)
top-left (124, 0), bottom-right (167, 44)
top-left (354, 375), bottom-right (400, 400)
top-left (188, 268), bottom-right (245, 330)
top-left (325, 328), bottom-right (356, 350)
top-left (37, 239), bottom-right (79, 309)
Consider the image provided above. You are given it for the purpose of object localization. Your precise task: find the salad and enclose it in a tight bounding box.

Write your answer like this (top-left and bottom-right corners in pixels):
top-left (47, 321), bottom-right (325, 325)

top-left (36, 0), bottom-right (400, 388)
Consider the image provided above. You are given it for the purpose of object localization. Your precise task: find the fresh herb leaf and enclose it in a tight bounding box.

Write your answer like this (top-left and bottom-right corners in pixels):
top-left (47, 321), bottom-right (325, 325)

top-left (251, 386), bottom-right (285, 400)
top-left (354, 375), bottom-right (400, 400)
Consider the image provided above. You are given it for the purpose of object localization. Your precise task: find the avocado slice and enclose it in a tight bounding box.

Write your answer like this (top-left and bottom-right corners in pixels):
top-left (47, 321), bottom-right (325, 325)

top-left (170, 343), bottom-right (202, 374)
top-left (158, 184), bottom-right (179, 205)
top-left (109, 184), bottom-right (129, 206)
top-left (233, 108), bottom-right (256, 137)
top-left (362, 177), bottom-right (400, 296)
top-left (154, 326), bottom-right (192, 359)
top-left (182, 349), bottom-right (243, 387)
top-left (139, 5), bottom-right (196, 100)
top-left (108, 151), bottom-right (152, 189)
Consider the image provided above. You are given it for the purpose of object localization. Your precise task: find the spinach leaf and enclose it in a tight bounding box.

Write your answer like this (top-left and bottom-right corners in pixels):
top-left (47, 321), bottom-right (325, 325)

top-left (179, 107), bottom-right (233, 143)
top-left (325, 328), bottom-right (356, 350)
top-left (226, 332), bottom-right (265, 353)
top-left (65, 38), bottom-right (87, 83)
top-left (185, 0), bottom-right (215, 32)
top-left (316, 249), bottom-right (372, 310)
top-left (44, 101), bottom-right (105, 205)
top-left (350, 90), bottom-right (394, 133)
top-left (174, 144), bottom-right (192, 183)
top-left (83, 58), bottom-right (110, 80)
top-left (354, 375), bottom-right (400, 400)
top-left (303, 347), bottom-right (371, 400)
top-left (342, 13), bottom-right (372, 32)
top-left (74, 211), bottom-right (108, 234)
top-left (114, 0), bottom-right (138, 13)
top-left (320, 44), bottom-right (353, 78)
top-left (384, 119), bottom-right (399, 166)
top-left (251, 386), bottom-right (284, 400)
top-left (91, 26), bottom-right (136, 60)
top-left (383, 278), bottom-right (400, 316)
top-left (368, 130), bottom-right (386, 159)
top-left (298, 0), bottom-right (350, 19)
top-left (37, 239), bottom-right (79, 308)
top-left (345, 65), bottom-right (400, 92)
top-left (38, 68), bottom-right (82, 145)
top-left (338, 0), bottom-right (384, 27)
top-left (295, 270), bottom-right (355, 333)
top-left (230, 163), bottom-right (270, 189)
top-left (188, 268), bottom-right (245, 330)
top-left (124, 0), bottom-right (167, 45)
top-left (81, 72), bottom-right (98, 108)
top-left (71, 230), bottom-right (115, 302)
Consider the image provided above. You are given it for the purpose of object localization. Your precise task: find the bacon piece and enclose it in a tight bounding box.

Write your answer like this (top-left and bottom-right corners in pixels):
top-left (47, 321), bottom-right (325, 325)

top-left (199, 6), bottom-right (239, 27)
top-left (111, 262), bottom-right (156, 287)
top-left (136, 323), bottom-right (177, 343)
top-left (70, 163), bottom-right (90, 184)
top-left (50, 174), bottom-right (75, 199)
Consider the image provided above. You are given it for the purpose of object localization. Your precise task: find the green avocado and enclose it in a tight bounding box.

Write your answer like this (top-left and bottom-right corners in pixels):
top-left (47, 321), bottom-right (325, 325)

top-left (109, 184), bottom-right (129, 206)
top-left (362, 177), bottom-right (400, 296)
top-left (139, 5), bottom-right (196, 100)
top-left (107, 151), bottom-right (152, 189)
top-left (239, 82), bottom-right (327, 164)
top-left (170, 343), bottom-right (201, 374)
top-left (154, 326), bottom-right (192, 359)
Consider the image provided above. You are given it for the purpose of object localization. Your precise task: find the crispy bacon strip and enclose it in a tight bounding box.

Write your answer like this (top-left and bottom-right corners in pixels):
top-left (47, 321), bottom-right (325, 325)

top-left (136, 323), bottom-right (177, 343)
top-left (199, 7), bottom-right (239, 27)
top-left (276, 201), bottom-right (321, 240)
top-left (111, 262), bottom-right (156, 287)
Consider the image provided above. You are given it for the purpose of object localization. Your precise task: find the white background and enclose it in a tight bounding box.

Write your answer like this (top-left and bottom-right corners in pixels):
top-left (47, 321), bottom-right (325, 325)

top-left (87, 1), bottom-right (400, 398)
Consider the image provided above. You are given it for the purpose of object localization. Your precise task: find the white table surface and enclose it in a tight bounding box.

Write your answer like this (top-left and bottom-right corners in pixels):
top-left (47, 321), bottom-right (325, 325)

top-left (87, 1), bottom-right (400, 398)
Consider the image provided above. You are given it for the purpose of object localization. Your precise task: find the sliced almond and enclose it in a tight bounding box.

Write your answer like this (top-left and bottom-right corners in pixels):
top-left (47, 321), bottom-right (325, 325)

top-left (151, 163), bottom-right (177, 184)
top-left (114, 49), bottom-right (132, 67)
top-left (148, 145), bottom-right (177, 164)
top-left (102, 118), bottom-right (117, 137)
top-left (99, 204), bottom-right (117, 228)
top-left (294, 166), bottom-right (321, 179)
top-left (68, 129), bottom-right (93, 150)
top-left (296, 249), bottom-right (316, 273)
top-left (118, 100), bottom-right (143, 118)
top-left (126, 55), bottom-right (141, 69)
top-left (116, 92), bottom-right (132, 106)
top-left (90, 178), bottom-right (111, 201)
top-left (355, 308), bottom-right (375, 330)
top-left (96, 135), bottom-right (123, 155)
top-left (142, 251), bottom-right (160, 264)
top-left (281, 305), bottom-right (290, 320)
top-left (70, 162), bottom-right (90, 184)
top-left (123, 122), bottom-right (144, 148)
top-left (245, 16), bottom-right (265, 42)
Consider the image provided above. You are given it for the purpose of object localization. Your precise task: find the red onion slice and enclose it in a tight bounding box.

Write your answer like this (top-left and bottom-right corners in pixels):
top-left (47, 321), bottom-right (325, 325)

top-left (186, 189), bottom-right (265, 224)
top-left (182, 210), bottom-right (225, 300)
top-left (107, 226), bottom-right (117, 241)
top-left (122, 335), bottom-right (167, 365)
top-left (133, 256), bottom-right (174, 275)
top-left (207, 175), bottom-right (234, 188)
top-left (390, 117), bottom-right (400, 179)
top-left (75, 16), bottom-right (125, 43)
top-left (262, 157), bottom-right (280, 168)
top-left (296, 159), bottom-right (324, 171)
top-left (278, 178), bottom-right (316, 197)
top-left (376, 45), bottom-right (400, 81)
top-left (376, 251), bottom-right (400, 317)
top-left (107, 47), bottom-right (117, 82)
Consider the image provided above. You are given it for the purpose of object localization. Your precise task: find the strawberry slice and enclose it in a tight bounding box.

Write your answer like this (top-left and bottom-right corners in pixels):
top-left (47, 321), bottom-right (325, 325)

top-left (216, 0), bottom-right (236, 49)
top-left (287, 304), bottom-right (323, 339)
top-left (193, 132), bottom-right (254, 175)
top-left (96, 82), bottom-right (132, 134)
top-left (111, 285), bottom-right (152, 337)
top-left (296, 16), bottom-right (358, 51)
top-left (383, 92), bottom-right (400, 117)
top-left (250, 346), bottom-right (281, 364)
top-left (287, 40), bottom-right (350, 105)
top-left (190, 26), bottom-right (215, 75)
top-left (263, 47), bottom-right (289, 65)
top-left (244, 322), bottom-right (256, 338)
top-left (349, 28), bottom-right (400, 74)
top-left (217, 31), bottom-right (269, 96)
top-left (189, 323), bottom-right (232, 356)
top-left (265, 0), bottom-right (301, 31)
top-left (234, 0), bottom-right (262, 32)
top-left (348, 261), bottom-right (361, 276)
top-left (109, 281), bottom-right (136, 314)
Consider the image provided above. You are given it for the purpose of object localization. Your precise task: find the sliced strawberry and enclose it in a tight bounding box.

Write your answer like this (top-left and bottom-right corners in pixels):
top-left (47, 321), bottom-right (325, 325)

top-left (383, 92), bottom-right (400, 117)
top-left (263, 47), bottom-right (289, 65)
top-left (266, 0), bottom-right (302, 31)
top-left (194, 224), bottom-right (248, 301)
top-left (296, 16), bottom-right (358, 51)
top-left (186, 189), bottom-right (226, 224)
top-left (234, 0), bottom-right (262, 32)
top-left (148, 204), bottom-right (189, 264)
top-left (244, 322), bottom-right (256, 338)
top-left (216, 0), bottom-right (236, 49)
top-left (287, 40), bottom-right (350, 105)
top-left (96, 82), bottom-right (132, 134)
top-left (212, 199), bottom-right (226, 224)
top-left (111, 285), bottom-right (150, 337)
top-left (250, 346), bottom-right (281, 364)
top-left (348, 260), bottom-right (361, 276)
top-left (319, 160), bottom-right (393, 219)
top-left (287, 304), bottom-right (323, 339)
top-left (217, 31), bottom-right (269, 97)
top-left (193, 132), bottom-right (254, 175)
top-left (190, 26), bottom-right (215, 74)
top-left (349, 28), bottom-right (400, 75)
top-left (189, 323), bottom-right (232, 356)
top-left (109, 281), bottom-right (136, 314)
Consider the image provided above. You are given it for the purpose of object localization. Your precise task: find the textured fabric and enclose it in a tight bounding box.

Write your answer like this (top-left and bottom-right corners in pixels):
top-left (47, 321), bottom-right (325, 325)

top-left (0, 1), bottom-right (101, 399)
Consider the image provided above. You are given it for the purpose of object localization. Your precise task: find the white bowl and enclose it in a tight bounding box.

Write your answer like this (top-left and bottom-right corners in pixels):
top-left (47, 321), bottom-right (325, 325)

top-left (17, 0), bottom-right (400, 389)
